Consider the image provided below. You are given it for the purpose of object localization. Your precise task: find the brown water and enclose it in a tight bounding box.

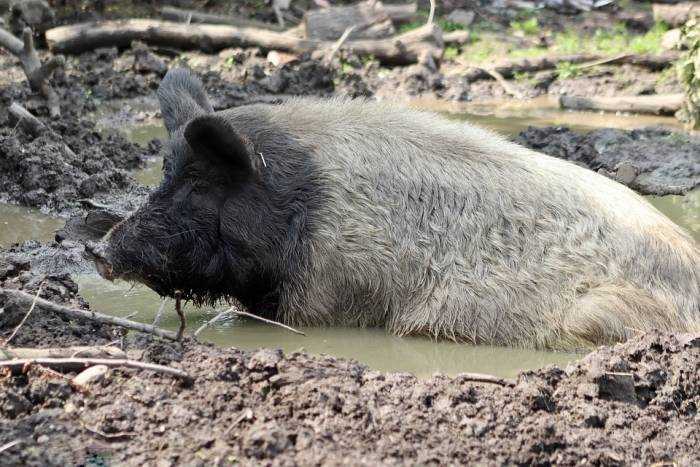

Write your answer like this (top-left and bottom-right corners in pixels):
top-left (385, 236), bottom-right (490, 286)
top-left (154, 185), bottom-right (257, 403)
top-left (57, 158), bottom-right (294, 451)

top-left (2, 106), bottom-right (698, 377)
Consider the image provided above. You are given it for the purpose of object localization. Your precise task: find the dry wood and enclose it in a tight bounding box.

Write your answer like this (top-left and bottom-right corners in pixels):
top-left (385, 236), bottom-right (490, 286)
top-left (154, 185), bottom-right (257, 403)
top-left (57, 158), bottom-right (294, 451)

top-left (304, 0), bottom-right (394, 40)
top-left (174, 290), bottom-right (186, 341)
top-left (384, 3), bottom-right (418, 24)
top-left (160, 6), bottom-right (286, 32)
top-left (461, 52), bottom-right (679, 82)
top-left (443, 30), bottom-right (470, 46)
top-left (0, 440), bottom-right (21, 454)
top-left (0, 345), bottom-right (126, 360)
top-left (2, 281), bottom-right (43, 345)
top-left (194, 309), bottom-right (232, 337)
top-left (478, 67), bottom-right (524, 99)
top-left (324, 25), bottom-right (356, 64)
top-left (45, 19), bottom-right (441, 65)
top-left (457, 372), bottom-right (516, 387)
top-left (0, 357), bottom-right (193, 384)
top-left (8, 101), bottom-right (46, 136)
top-left (559, 94), bottom-right (685, 115)
top-left (0, 288), bottom-right (179, 340)
top-left (0, 27), bottom-right (64, 116)
top-left (229, 308), bottom-right (306, 336)
top-left (652, 2), bottom-right (700, 27)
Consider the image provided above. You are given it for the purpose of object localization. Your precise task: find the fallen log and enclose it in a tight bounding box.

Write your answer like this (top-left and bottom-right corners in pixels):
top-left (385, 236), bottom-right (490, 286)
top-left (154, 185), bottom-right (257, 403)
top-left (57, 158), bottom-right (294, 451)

top-left (462, 52), bottom-right (679, 82)
top-left (45, 19), bottom-right (442, 66)
top-left (0, 357), bottom-right (193, 384)
top-left (384, 3), bottom-right (418, 24)
top-left (443, 30), bottom-right (470, 46)
top-left (652, 2), bottom-right (700, 27)
top-left (0, 26), bottom-right (64, 116)
top-left (160, 6), bottom-right (286, 32)
top-left (0, 345), bottom-right (126, 360)
top-left (559, 94), bottom-right (685, 116)
top-left (304, 0), bottom-right (395, 40)
top-left (0, 288), bottom-right (179, 341)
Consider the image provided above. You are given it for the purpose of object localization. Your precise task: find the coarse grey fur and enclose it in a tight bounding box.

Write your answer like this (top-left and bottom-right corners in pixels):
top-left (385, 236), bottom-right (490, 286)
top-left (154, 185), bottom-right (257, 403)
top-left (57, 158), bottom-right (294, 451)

top-left (109, 70), bottom-right (700, 349)
top-left (213, 99), bottom-right (700, 349)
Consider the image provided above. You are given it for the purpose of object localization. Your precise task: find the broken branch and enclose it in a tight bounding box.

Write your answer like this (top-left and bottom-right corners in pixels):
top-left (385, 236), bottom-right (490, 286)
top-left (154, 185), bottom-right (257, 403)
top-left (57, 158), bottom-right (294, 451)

top-left (559, 94), bottom-right (685, 116)
top-left (230, 308), bottom-right (306, 336)
top-left (0, 288), bottom-right (179, 341)
top-left (8, 102), bottom-right (47, 137)
top-left (0, 357), bottom-right (193, 384)
top-left (2, 281), bottom-right (43, 346)
top-left (0, 345), bottom-right (126, 360)
top-left (457, 372), bottom-right (516, 387)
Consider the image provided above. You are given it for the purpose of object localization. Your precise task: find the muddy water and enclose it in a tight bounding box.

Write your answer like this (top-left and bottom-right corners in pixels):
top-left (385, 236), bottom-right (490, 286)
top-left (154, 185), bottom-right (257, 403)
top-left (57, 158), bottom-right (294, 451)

top-left (2, 108), bottom-right (698, 378)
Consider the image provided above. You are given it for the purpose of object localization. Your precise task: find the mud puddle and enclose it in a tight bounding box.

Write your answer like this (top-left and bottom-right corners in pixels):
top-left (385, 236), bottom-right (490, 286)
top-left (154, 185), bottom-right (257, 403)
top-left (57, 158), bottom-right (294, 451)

top-left (0, 204), bottom-right (64, 247)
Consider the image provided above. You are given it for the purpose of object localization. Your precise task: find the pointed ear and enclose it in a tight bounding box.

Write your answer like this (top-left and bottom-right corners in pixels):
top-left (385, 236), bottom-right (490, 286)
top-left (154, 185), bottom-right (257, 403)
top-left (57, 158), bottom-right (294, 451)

top-left (184, 114), bottom-right (256, 178)
top-left (158, 68), bottom-right (214, 135)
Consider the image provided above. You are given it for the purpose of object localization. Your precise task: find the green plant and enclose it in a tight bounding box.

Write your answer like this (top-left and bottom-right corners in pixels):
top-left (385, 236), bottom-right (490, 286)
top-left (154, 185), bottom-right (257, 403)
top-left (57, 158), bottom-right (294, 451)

top-left (555, 61), bottom-right (580, 80)
top-left (438, 19), bottom-right (467, 33)
top-left (510, 17), bottom-right (539, 36)
top-left (443, 45), bottom-right (460, 60)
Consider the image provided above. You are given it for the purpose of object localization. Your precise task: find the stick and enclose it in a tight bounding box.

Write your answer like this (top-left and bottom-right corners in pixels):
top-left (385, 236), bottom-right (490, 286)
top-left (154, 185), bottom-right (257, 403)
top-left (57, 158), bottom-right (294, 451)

top-left (194, 309), bottom-right (233, 337)
top-left (8, 102), bottom-right (47, 137)
top-left (457, 372), bottom-right (516, 387)
top-left (160, 6), bottom-right (286, 31)
top-left (230, 308), bottom-right (306, 336)
top-left (2, 282), bottom-right (44, 346)
top-left (0, 357), bottom-right (193, 384)
top-left (324, 25), bottom-right (356, 64)
top-left (0, 345), bottom-right (126, 360)
top-left (0, 27), bottom-right (64, 117)
top-left (478, 67), bottom-right (524, 99)
top-left (0, 440), bottom-right (21, 454)
top-left (427, 0), bottom-right (436, 25)
top-left (0, 288), bottom-right (179, 341)
top-left (174, 290), bottom-right (186, 341)
top-left (577, 53), bottom-right (631, 70)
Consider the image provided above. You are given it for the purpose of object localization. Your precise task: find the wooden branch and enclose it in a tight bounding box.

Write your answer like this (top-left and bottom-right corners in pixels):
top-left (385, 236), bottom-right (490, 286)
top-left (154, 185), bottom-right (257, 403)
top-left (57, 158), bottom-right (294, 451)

top-left (0, 345), bottom-right (126, 360)
top-left (194, 309), bottom-right (232, 337)
top-left (461, 52), bottom-right (679, 82)
top-left (0, 357), bottom-right (193, 384)
top-left (45, 19), bottom-right (442, 65)
top-left (174, 290), bottom-right (186, 341)
top-left (0, 288), bottom-right (179, 341)
top-left (652, 2), bottom-right (699, 27)
top-left (230, 308), bottom-right (306, 336)
top-left (443, 30), bottom-right (470, 46)
top-left (384, 3), bottom-right (418, 24)
top-left (456, 372), bottom-right (516, 387)
top-left (8, 102), bottom-right (47, 137)
top-left (0, 26), bottom-right (64, 117)
top-left (304, 0), bottom-right (395, 40)
top-left (160, 6), bottom-right (286, 32)
top-left (2, 282), bottom-right (44, 345)
top-left (478, 67), bottom-right (524, 99)
top-left (559, 94), bottom-right (685, 116)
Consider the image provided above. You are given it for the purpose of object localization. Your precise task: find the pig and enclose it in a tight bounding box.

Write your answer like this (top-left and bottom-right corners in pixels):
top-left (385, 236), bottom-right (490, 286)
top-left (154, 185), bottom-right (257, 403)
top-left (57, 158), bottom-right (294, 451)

top-left (91, 68), bottom-right (700, 349)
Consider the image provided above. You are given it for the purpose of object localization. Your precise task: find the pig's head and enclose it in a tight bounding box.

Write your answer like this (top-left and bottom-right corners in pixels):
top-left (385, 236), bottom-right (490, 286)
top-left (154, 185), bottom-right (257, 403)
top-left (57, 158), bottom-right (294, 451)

top-left (90, 68), bottom-right (291, 308)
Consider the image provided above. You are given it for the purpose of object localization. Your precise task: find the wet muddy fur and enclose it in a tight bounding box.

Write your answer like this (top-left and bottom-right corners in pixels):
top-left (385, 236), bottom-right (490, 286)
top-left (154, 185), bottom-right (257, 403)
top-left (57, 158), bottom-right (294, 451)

top-left (96, 68), bottom-right (700, 350)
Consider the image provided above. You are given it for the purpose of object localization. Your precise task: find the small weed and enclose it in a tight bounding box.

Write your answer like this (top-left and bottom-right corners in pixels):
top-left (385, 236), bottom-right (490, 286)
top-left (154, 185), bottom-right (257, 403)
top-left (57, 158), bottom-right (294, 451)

top-left (438, 19), bottom-right (467, 32)
top-left (510, 17), bottom-right (539, 36)
top-left (443, 45), bottom-right (460, 60)
top-left (555, 61), bottom-right (580, 79)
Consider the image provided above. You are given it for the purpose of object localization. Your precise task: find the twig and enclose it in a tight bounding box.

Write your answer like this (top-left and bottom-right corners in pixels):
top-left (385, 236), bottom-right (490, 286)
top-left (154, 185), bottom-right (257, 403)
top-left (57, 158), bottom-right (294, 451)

top-left (8, 102), bottom-right (47, 137)
top-left (3, 282), bottom-right (44, 346)
top-left (81, 424), bottom-right (135, 440)
top-left (324, 25), bottom-right (356, 64)
top-left (229, 308), bottom-right (306, 336)
top-left (0, 345), bottom-right (126, 360)
top-left (174, 290), bottom-right (186, 341)
top-left (478, 67), bottom-right (524, 99)
top-left (457, 372), bottom-right (516, 387)
top-left (0, 288), bottom-right (179, 341)
top-left (152, 298), bottom-right (167, 326)
top-left (194, 309), bottom-right (233, 337)
top-left (427, 0), bottom-right (436, 25)
top-left (0, 440), bottom-right (21, 454)
top-left (1, 357), bottom-right (194, 384)
top-left (577, 53), bottom-right (631, 70)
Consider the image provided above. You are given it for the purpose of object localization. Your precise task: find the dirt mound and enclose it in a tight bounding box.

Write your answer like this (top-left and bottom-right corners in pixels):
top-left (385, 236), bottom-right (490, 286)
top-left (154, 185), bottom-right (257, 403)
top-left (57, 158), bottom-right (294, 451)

top-left (517, 126), bottom-right (700, 195)
top-left (1, 280), bottom-right (697, 467)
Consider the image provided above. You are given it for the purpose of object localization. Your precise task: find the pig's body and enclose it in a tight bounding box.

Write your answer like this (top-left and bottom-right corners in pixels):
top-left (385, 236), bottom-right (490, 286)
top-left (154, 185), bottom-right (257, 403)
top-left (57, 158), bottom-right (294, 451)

top-left (96, 69), bottom-right (700, 349)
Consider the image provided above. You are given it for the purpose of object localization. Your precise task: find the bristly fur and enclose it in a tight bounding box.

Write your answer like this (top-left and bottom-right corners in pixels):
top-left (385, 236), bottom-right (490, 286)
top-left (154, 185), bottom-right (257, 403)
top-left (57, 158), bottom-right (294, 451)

top-left (98, 68), bottom-right (700, 349)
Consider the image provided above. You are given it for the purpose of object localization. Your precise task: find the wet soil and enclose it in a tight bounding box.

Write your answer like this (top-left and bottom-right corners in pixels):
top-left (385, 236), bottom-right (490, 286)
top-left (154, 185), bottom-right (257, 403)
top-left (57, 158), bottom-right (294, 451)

top-left (0, 271), bottom-right (698, 466)
top-left (517, 126), bottom-right (700, 196)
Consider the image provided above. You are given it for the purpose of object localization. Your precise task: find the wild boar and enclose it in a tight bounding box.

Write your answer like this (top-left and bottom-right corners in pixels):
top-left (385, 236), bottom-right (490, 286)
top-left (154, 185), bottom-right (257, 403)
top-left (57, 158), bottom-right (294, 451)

top-left (91, 68), bottom-right (700, 349)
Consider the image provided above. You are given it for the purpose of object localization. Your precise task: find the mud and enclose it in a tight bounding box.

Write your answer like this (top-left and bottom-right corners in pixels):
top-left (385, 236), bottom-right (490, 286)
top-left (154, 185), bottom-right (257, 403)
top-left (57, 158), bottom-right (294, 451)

top-left (517, 126), bottom-right (700, 195)
top-left (0, 276), bottom-right (698, 466)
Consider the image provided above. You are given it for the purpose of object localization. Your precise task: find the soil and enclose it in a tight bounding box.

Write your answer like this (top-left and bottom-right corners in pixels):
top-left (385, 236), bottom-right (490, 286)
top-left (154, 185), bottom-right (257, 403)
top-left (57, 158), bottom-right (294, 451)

top-left (517, 126), bottom-right (700, 195)
top-left (0, 268), bottom-right (698, 466)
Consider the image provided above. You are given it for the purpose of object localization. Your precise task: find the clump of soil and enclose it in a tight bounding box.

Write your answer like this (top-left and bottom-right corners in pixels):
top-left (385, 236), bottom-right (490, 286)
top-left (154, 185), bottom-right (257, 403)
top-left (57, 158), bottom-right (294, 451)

top-left (1, 267), bottom-right (698, 467)
top-left (517, 126), bottom-right (700, 195)
top-left (0, 113), bottom-right (155, 215)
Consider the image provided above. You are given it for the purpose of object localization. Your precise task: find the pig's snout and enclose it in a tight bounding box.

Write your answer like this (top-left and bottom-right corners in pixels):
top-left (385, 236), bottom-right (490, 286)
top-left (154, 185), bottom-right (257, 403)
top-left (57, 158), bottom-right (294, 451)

top-left (86, 241), bottom-right (115, 281)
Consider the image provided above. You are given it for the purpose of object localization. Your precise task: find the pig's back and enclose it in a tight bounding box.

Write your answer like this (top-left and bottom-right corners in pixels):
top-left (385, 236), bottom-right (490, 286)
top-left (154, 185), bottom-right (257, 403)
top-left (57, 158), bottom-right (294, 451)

top-left (226, 98), bottom-right (700, 347)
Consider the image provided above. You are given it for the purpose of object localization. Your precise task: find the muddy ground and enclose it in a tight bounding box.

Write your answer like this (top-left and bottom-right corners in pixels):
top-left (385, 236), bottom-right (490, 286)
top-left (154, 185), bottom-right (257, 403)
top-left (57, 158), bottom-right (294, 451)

top-left (0, 269), bottom-right (699, 466)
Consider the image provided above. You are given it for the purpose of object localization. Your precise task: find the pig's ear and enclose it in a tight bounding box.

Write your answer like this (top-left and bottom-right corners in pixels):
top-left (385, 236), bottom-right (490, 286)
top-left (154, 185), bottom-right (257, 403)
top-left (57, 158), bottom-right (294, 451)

top-left (158, 68), bottom-right (214, 135)
top-left (184, 115), bottom-right (255, 178)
